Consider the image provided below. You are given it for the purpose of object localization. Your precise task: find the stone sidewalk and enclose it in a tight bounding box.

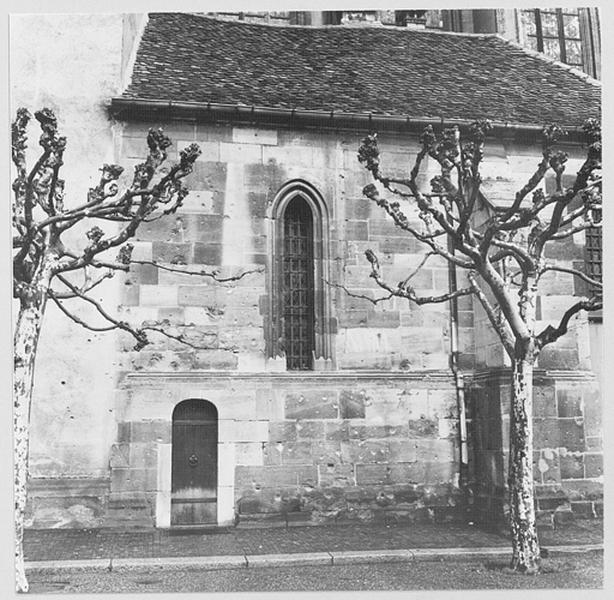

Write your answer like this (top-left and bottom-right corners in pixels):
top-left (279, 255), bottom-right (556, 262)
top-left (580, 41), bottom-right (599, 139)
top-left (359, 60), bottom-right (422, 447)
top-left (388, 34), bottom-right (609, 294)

top-left (24, 519), bottom-right (603, 569)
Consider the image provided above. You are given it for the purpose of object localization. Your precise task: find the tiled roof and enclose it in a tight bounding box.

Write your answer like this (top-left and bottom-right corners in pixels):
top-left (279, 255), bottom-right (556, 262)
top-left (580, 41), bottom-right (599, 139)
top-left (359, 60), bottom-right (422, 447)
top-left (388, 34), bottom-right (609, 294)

top-left (123, 13), bottom-right (600, 127)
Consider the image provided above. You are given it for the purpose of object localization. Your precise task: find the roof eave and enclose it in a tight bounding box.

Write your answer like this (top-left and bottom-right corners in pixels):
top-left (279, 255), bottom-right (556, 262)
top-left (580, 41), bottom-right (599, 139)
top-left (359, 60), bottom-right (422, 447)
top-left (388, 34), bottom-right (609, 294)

top-left (109, 97), bottom-right (589, 142)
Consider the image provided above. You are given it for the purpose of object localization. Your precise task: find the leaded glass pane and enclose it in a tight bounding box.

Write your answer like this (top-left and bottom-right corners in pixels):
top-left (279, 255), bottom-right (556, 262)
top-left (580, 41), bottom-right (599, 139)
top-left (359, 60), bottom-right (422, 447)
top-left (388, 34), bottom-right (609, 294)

top-left (521, 10), bottom-right (537, 36)
top-left (543, 37), bottom-right (561, 60)
top-left (565, 40), bottom-right (583, 65)
top-left (563, 14), bottom-right (580, 39)
top-left (540, 11), bottom-right (559, 36)
top-left (282, 197), bottom-right (315, 370)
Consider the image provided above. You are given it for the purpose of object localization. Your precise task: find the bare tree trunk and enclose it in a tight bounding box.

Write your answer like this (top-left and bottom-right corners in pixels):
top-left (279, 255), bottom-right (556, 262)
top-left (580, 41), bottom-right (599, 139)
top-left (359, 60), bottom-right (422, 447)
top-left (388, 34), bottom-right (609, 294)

top-left (13, 266), bottom-right (52, 592)
top-left (508, 356), bottom-right (540, 573)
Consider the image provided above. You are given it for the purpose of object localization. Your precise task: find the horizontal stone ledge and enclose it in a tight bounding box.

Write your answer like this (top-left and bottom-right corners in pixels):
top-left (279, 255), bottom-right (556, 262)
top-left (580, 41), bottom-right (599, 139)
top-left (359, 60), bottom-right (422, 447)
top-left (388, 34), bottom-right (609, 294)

top-left (121, 370), bottom-right (457, 385)
top-left (468, 368), bottom-right (598, 384)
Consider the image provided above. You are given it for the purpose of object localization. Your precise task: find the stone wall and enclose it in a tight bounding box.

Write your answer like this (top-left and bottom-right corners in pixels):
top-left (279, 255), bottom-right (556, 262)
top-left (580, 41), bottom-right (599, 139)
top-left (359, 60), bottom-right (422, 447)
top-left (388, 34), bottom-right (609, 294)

top-left (467, 369), bottom-right (602, 529)
top-left (11, 14), bottom-right (125, 486)
top-left (106, 372), bottom-right (461, 528)
top-left (114, 121), bottom-right (455, 373)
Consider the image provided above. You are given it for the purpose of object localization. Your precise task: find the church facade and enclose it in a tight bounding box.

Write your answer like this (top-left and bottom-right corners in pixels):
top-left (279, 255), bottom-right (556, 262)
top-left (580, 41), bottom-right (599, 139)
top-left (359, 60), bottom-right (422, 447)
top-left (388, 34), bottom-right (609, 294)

top-left (11, 11), bottom-right (602, 531)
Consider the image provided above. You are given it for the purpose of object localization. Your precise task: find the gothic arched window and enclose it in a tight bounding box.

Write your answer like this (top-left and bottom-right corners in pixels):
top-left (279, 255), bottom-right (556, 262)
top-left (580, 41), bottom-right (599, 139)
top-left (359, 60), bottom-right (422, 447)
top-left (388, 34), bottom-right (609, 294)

top-left (267, 181), bottom-right (334, 371)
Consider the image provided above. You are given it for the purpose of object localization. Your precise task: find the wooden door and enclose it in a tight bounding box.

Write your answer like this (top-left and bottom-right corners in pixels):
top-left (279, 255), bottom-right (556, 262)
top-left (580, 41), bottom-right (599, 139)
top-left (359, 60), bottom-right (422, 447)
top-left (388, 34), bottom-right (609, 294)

top-left (171, 399), bottom-right (218, 526)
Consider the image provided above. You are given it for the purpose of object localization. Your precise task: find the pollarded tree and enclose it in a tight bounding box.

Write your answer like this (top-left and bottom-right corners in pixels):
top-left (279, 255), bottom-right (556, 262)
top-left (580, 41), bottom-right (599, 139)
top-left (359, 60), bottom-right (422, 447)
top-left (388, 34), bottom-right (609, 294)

top-left (357, 119), bottom-right (602, 573)
top-left (11, 108), bottom-right (256, 592)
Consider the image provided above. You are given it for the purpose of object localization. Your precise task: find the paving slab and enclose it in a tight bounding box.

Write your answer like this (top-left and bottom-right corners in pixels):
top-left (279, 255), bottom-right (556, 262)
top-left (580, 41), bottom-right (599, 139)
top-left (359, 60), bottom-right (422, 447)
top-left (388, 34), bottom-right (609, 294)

top-left (245, 552), bottom-right (332, 568)
top-left (331, 549), bottom-right (415, 565)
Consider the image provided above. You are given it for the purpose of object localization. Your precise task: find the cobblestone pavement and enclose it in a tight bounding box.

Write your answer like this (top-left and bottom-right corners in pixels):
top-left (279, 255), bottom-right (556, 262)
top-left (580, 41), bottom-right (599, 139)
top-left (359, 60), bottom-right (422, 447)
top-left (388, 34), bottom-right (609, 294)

top-left (24, 519), bottom-right (603, 563)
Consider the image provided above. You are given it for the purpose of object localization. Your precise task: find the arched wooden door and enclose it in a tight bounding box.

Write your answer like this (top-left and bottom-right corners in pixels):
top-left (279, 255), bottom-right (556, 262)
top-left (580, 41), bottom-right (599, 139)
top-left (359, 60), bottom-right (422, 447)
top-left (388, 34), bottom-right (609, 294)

top-left (171, 399), bottom-right (218, 525)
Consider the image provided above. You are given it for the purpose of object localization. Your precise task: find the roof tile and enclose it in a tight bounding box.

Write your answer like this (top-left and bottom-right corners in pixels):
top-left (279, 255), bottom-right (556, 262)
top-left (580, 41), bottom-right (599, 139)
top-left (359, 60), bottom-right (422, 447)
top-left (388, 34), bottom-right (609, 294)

top-left (123, 13), bottom-right (600, 127)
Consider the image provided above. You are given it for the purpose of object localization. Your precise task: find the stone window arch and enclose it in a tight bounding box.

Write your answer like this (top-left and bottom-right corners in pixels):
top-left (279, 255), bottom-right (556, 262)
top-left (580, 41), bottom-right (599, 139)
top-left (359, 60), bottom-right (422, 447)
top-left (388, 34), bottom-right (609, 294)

top-left (266, 181), bottom-right (334, 370)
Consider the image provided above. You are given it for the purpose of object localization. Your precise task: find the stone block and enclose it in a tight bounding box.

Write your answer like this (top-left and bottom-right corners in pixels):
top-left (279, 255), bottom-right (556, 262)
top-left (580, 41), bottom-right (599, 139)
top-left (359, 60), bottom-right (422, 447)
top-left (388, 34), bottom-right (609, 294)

top-left (111, 467), bottom-right (157, 493)
top-left (379, 237), bottom-right (419, 254)
top-left (235, 442), bottom-right (264, 466)
top-left (348, 424), bottom-right (408, 439)
top-left (262, 442), bottom-right (283, 466)
top-left (338, 310), bottom-right (370, 328)
top-left (318, 463), bottom-right (355, 487)
top-left (355, 463), bottom-right (394, 486)
top-left (177, 285), bottom-right (219, 307)
top-left (285, 391), bottom-right (338, 420)
top-left (233, 127), bottom-right (278, 146)
top-left (415, 439), bottom-right (456, 463)
top-left (559, 419), bottom-right (585, 452)
top-left (129, 443), bottom-right (158, 469)
top-left (120, 278), bottom-right (140, 306)
top-left (553, 508), bottom-right (575, 526)
top-left (219, 420), bottom-right (268, 443)
top-left (193, 242), bottom-right (223, 266)
top-left (279, 441), bottom-right (313, 465)
top-left (138, 284), bottom-right (178, 307)
top-left (151, 242), bottom-right (192, 265)
top-left (311, 442), bottom-right (343, 465)
top-left (192, 349), bottom-right (238, 370)
top-left (184, 160), bottom-right (227, 192)
top-left (557, 388), bottom-right (583, 418)
top-left (339, 390), bottom-right (366, 419)
top-left (296, 420), bottom-right (325, 439)
top-left (570, 501), bottom-right (596, 518)
top-left (582, 387), bottom-right (602, 437)
top-left (127, 262), bottom-right (159, 285)
top-left (220, 142), bottom-right (262, 164)
top-left (537, 494), bottom-right (569, 511)
top-left (179, 140), bottom-right (220, 162)
top-left (533, 383), bottom-right (556, 417)
top-left (345, 198), bottom-right (372, 220)
top-left (408, 417), bottom-right (439, 438)
top-left (235, 465), bottom-right (317, 490)
top-left (533, 418), bottom-right (561, 449)
top-left (180, 190), bottom-right (216, 213)
top-left (109, 444), bottom-right (129, 468)
top-left (537, 448), bottom-right (561, 484)
top-left (345, 220), bottom-right (369, 241)
top-left (341, 440), bottom-right (389, 463)
top-left (269, 421), bottom-right (297, 442)
top-left (584, 453), bottom-right (603, 478)
top-left (387, 440), bottom-right (419, 462)
top-left (559, 452), bottom-right (584, 479)
top-left (366, 310), bottom-right (401, 329)
top-left (122, 420), bottom-right (171, 444)
top-left (325, 420), bottom-right (350, 441)
top-left (538, 347), bottom-right (579, 370)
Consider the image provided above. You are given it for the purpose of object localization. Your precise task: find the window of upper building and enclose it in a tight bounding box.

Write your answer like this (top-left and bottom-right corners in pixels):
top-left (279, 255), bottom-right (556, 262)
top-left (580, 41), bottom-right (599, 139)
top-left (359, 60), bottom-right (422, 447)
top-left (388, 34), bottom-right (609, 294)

top-left (520, 8), bottom-right (583, 69)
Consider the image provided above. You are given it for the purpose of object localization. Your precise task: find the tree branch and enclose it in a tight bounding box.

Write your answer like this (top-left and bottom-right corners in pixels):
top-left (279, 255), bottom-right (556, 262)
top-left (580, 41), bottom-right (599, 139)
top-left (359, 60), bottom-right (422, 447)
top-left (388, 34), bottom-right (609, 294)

top-left (539, 264), bottom-right (602, 291)
top-left (130, 260), bottom-right (264, 283)
top-left (365, 249), bottom-right (474, 305)
top-left (467, 271), bottom-right (515, 357)
top-left (536, 297), bottom-right (602, 350)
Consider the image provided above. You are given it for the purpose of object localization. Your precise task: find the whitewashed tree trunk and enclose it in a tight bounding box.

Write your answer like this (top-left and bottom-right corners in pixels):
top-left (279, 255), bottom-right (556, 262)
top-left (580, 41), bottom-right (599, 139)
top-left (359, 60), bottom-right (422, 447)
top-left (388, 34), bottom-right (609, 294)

top-left (508, 356), bottom-right (540, 573)
top-left (13, 260), bottom-right (53, 593)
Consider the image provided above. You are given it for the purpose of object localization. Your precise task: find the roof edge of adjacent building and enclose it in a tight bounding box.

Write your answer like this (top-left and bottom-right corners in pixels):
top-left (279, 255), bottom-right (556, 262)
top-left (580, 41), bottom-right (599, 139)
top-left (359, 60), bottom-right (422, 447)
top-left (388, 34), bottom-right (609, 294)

top-left (109, 97), bottom-right (592, 142)
top-left (493, 34), bottom-right (601, 88)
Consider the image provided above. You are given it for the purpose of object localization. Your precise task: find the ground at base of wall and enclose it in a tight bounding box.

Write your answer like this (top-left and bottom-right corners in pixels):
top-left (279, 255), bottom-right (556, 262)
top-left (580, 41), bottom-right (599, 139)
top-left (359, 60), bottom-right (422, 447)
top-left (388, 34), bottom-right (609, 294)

top-left (23, 518), bottom-right (603, 564)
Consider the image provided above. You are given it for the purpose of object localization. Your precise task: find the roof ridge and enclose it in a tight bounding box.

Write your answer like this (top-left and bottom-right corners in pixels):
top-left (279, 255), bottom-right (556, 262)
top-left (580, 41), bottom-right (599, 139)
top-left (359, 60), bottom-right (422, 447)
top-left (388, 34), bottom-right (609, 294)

top-left (155, 12), bottom-right (497, 38)
top-left (493, 34), bottom-right (601, 88)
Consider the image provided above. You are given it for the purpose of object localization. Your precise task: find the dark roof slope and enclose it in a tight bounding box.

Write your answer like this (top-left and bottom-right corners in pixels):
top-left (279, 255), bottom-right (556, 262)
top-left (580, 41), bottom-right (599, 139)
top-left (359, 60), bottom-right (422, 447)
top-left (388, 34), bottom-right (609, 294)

top-left (123, 13), bottom-right (600, 127)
